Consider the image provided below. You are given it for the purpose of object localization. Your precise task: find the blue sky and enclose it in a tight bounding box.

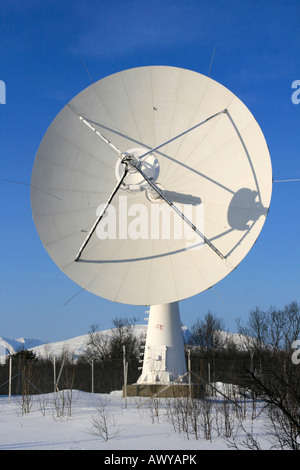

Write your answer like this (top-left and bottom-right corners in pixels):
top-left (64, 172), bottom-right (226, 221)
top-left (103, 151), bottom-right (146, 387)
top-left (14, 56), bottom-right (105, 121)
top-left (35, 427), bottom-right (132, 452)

top-left (0, 0), bottom-right (299, 342)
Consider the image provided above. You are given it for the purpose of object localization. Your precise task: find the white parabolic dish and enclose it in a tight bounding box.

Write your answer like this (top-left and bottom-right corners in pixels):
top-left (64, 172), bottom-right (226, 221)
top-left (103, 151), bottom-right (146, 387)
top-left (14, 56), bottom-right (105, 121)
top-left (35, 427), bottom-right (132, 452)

top-left (31, 66), bottom-right (272, 306)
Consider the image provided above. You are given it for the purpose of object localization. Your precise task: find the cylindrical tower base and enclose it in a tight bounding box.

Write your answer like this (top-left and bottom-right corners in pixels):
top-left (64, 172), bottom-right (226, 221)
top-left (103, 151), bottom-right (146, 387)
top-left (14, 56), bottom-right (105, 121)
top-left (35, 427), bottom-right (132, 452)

top-left (137, 302), bottom-right (187, 385)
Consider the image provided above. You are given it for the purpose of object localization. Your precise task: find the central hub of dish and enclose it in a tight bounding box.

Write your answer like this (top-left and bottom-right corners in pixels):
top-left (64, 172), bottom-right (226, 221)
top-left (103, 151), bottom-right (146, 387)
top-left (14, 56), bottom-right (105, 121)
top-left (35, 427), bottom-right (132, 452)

top-left (115, 147), bottom-right (160, 195)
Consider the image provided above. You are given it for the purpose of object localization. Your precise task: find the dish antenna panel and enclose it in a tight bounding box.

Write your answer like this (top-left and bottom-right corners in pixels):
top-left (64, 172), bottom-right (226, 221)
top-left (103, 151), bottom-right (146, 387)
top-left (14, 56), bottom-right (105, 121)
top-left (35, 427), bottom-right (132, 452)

top-left (31, 66), bottom-right (272, 385)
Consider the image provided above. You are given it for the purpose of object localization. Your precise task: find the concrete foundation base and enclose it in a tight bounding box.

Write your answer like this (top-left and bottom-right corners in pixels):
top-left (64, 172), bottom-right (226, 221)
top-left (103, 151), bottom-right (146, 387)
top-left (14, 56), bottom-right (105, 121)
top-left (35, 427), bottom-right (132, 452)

top-left (123, 383), bottom-right (205, 398)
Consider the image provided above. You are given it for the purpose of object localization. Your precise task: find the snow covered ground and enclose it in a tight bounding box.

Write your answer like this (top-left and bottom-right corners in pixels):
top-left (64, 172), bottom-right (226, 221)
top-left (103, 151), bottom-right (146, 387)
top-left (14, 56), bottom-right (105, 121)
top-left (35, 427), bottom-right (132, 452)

top-left (0, 387), bottom-right (273, 451)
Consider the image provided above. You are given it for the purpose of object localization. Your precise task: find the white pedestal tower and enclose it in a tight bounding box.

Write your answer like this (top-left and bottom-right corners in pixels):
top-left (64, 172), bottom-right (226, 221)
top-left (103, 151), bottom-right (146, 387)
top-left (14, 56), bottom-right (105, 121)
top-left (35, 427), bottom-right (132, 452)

top-left (137, 302), bottom-right (187, 385)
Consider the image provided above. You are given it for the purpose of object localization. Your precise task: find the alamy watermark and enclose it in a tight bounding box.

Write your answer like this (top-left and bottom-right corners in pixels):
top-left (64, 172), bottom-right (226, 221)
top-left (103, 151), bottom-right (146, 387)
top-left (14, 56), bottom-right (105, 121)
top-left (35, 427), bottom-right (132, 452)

top-left (95, 195), bottom-right (205, 250)
top-left (291, 80), bottom-right (300, 104)
top-left (0, 80), bottom-right (6, 104)
top-left (291, 340), bottom-right (300, 365)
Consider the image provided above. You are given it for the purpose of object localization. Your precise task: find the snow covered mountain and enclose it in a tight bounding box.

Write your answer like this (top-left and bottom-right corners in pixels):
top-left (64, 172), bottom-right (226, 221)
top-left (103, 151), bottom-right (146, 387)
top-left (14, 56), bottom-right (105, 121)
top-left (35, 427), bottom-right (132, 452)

top-left (0, 325), bottom-right (148, 363)
top-left (30, 325), bottom-right (148, 360)
top-left (0, 337), bottom-right (44, 363)
top-left (0, 326), bottom-right (249, 364)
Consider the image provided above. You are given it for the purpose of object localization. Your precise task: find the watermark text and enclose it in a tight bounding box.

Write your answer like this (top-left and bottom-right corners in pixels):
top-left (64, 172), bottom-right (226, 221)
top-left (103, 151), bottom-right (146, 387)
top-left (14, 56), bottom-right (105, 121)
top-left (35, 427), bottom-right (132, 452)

top-left (96, 195), bottom-right (205, 250)
top-left (291, 80), bottom-right (300, 104)
top-left (291, 340), bottom-right (300, 365)
top-left (0, 80), bottom-right (6, 104)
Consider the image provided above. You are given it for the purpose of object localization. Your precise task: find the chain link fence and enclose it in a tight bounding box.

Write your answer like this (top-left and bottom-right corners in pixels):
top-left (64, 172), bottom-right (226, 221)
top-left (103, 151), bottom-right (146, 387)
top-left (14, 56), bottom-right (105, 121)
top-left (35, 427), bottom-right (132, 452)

top-left (0, 356), bottom-right (142, 396)
top-left (0, 349), bottom-right (281, 397)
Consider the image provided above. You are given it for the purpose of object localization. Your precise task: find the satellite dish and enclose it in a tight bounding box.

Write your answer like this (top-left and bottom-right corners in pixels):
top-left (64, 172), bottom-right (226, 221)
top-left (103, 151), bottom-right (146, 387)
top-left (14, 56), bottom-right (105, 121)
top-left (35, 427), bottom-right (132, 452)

top-left (31, 66), bottom-right (272, 386)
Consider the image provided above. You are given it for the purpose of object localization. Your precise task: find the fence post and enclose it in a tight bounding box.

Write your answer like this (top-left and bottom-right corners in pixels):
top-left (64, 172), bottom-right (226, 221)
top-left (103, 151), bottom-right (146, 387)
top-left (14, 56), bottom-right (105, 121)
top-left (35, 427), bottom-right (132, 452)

top-left (188, 349), bottom-right (191, 398)
top-left (91, 358), bottom-right (94, 394)
top-left (8, 350), bottom-right (12, 403)
top-left (53, 356), bottom-right (56, 393)
top-left (123, 345), bottom-right (127, 408)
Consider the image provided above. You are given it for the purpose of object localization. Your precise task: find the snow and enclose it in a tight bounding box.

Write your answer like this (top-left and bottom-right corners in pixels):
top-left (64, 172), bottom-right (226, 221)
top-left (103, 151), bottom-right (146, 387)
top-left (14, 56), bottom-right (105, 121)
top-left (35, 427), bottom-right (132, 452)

top-left (0, 387), bottom-right (271, 450)
top-left (0, 328), bottom-right (278, 451)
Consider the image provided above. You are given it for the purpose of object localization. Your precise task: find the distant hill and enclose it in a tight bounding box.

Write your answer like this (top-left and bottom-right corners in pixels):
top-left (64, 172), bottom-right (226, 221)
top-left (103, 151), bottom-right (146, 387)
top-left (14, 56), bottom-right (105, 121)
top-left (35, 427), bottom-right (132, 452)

top-left (0, 337), bottom-right (44, 363)
top-left (0, 326), bottom-right (250, 364)
top-left (0, 325), bottom-right (148, 363)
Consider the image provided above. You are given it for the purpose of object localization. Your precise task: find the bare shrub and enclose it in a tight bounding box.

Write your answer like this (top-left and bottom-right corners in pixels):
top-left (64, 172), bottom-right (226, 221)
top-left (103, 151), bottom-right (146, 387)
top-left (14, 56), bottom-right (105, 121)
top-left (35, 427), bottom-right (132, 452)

top-left (89, 398), bottom-right (121, 441)
top-left (165, 396), bottom-right (214, 441)
top-left (52, 389), bottom-right (76, 420)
